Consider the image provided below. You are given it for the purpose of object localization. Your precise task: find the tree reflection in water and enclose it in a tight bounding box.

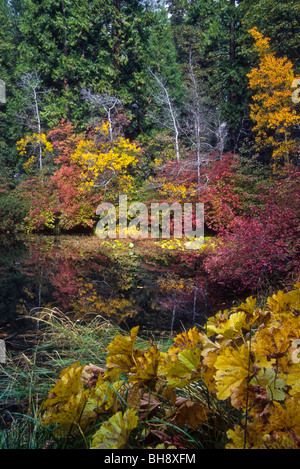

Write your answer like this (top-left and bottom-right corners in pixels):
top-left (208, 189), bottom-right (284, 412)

top-left (0, 235), bottom-right (230, 343)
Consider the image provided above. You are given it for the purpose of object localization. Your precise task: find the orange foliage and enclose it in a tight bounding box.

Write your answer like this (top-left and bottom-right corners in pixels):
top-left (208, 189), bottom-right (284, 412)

top-left (247, 28), bottom-right (300, 166)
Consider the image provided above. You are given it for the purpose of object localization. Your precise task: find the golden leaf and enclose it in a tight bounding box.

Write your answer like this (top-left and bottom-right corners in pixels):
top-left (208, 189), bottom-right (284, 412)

top-left (105, 326), bottom-right (140, 378)
top-left (253, 324), bottom-right (290, 358)
top-left (163, 348), bottom-right (202, 388)
top-left (201, 350), bottom-right (219, 394)
top-left (205, 309), bottom-right (231, 338)
top-left (87, 379), bottom-right (124, 414)
top-left (130, 344), bottom-right (161, 386)
top-left (231, 296), bottom-right (260, 327)
top-left (206, 311), bottom-right (247, 339)
top-left (90, 408), bottom-right (138, 449)
top-left (285, 397), bottom-right (300, 435)
top-left (226, 426), bottom-right (245, 449)
top-left (105, 353), bottom-right (136, 378)
top-left (266, 288), bottom-right (300, 317)
top-left (214, 344), bottom-right (252, 401)
top-left (106, 326), bottom-right (139, 356)
top-left (286, 361), bottom-right (300, 396)
top-left (41, 361), bottom-right (89, 433)
top-left (168, 327), bottom-right (202, 356)
top-left (43, 362), bottom-right (85, 408)
top-left (261, 432), bottom-right (299, 449)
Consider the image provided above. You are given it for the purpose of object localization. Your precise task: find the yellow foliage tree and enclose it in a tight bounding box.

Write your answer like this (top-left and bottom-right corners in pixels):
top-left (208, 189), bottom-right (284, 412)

top-left (71, 121), bottom-right (140, 194)
top-left (247, 27), bottom-right (300, 167)
top-left (17, 133), bottom-right (53, 173)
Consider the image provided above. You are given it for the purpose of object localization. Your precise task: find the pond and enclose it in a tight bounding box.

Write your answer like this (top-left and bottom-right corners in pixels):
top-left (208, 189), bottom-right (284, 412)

top-left (0, 234), bottom-right (229, 348)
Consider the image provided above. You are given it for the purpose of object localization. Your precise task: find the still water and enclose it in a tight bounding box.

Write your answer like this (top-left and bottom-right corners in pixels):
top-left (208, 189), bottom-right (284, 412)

top-left (0, 234), bottom-right (224, 346)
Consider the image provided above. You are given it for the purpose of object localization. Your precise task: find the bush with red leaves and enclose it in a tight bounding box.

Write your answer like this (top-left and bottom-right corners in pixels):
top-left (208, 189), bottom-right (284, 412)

top-left (203, 166), bottom-right (300, 293)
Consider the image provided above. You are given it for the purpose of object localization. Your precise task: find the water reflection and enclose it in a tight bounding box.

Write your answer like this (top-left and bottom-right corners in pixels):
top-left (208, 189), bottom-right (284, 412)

top-left (0, 235), bottom-right (225, 340)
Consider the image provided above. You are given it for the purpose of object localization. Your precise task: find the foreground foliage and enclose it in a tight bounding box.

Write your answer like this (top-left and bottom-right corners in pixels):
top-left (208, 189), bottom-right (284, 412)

top-left (39, 283), bottom-right (300, 449)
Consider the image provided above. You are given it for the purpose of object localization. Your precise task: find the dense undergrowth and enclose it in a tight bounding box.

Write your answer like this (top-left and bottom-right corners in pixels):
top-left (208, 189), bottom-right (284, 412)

top-left (1, 282), bottom-right (300, 449)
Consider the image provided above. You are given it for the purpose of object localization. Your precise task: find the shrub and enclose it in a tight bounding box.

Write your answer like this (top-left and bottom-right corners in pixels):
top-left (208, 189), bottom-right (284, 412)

top-left (203, 166), bottom-right (300, 293)
top-left (38, 283), bottom-right (300, 449)
top-left (0, 192), bottom-right (29, 233)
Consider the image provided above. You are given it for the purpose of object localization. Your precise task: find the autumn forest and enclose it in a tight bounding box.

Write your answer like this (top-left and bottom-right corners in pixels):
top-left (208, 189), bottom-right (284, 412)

top-left (0, 0), bottom-right (300, 452)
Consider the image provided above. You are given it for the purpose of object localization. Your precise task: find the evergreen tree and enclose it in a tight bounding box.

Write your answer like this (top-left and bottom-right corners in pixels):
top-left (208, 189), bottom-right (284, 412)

top-left (0, 0), bottom-right (23, 171)
top-left (239, 0), bottom-right (300, 72)
top-left (16, 0), bottom-right (147, 130)
top-left (166, 0), bottom-right (251, 153)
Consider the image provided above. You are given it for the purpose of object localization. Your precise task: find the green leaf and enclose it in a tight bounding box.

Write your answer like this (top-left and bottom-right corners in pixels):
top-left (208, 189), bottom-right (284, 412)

top-left (251, 368), bottom-right (287, 401)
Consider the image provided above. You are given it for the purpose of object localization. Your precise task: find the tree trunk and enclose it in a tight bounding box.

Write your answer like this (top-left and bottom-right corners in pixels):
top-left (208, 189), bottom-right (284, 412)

top-left (33, 87), bottom-right (43, 171)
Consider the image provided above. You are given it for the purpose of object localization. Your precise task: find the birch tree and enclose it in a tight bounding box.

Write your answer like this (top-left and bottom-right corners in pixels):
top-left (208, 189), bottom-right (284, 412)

top-left (149, 69), bottom-right (181, 162)
top-left (17, 70), bottom-right (48, 172)
top-left (81, 89), bottom-right (123, 147)
top-left (183, 59), bottom-right (228, 185)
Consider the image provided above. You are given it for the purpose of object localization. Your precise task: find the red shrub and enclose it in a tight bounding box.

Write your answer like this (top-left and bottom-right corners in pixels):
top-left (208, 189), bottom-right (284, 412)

top-left (203, 166), bottom-right (300, 292)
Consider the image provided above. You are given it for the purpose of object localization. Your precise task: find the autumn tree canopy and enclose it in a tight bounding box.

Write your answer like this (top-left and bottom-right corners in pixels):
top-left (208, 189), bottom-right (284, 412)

top-left (247, 27), bottom-right (300, 166)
